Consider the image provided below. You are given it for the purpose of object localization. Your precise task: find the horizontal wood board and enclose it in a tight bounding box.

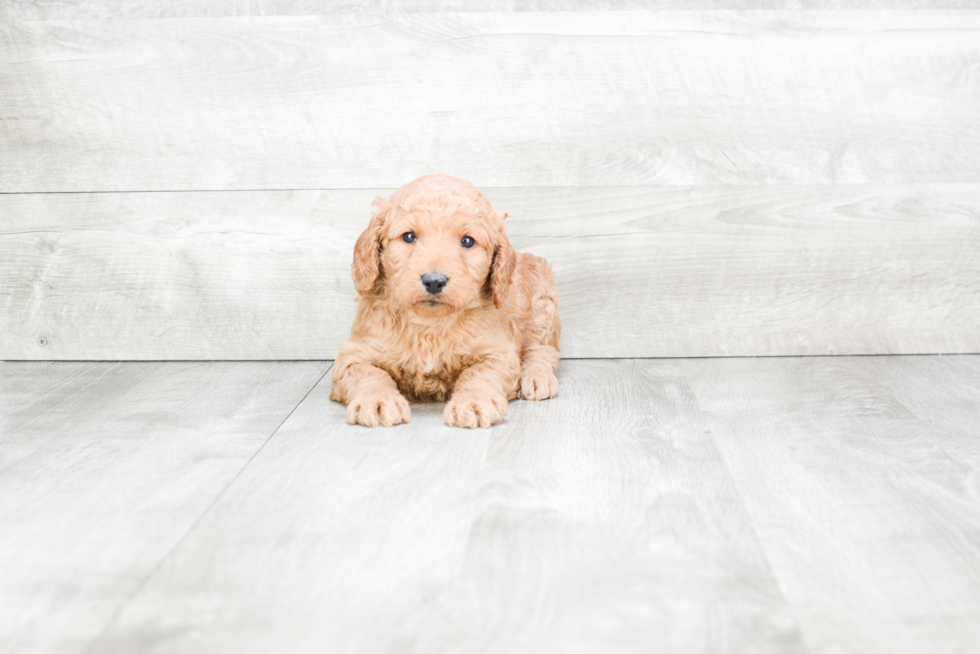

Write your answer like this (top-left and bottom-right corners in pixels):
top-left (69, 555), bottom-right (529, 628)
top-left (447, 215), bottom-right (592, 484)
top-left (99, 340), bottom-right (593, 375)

top-left (7, 1), bottom-right (980, 21)
top-left (0, 360), bottom-right (330, 654)
top-left (2, 11), bottom-right (980, 191)
top-left (2, 185), bottom-right (978, 359)
top-left (83, 359), bottom-right (805, 654)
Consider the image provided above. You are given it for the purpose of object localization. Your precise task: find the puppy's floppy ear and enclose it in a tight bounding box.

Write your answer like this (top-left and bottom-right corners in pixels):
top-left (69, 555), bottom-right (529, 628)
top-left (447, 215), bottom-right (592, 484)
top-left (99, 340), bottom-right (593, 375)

top-left (352, 198), bottom-right (391, 295)
top-left (489, 211), bottom-right (516, 308)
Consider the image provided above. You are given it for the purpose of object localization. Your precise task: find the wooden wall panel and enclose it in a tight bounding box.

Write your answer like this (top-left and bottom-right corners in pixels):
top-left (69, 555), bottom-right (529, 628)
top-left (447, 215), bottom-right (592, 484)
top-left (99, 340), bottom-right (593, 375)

top-left (0, 0), bottom-right (980, 20)
top-left (5, 1), bottom-right (980, 20)
top-left (2, 185), bottom-right (977, 360)
top-left (3, 9), bottom-right (979, 358)
top-left (0, 191), bottom-right (362, 360)
top-left (2, 12), bottom-right (980, 191)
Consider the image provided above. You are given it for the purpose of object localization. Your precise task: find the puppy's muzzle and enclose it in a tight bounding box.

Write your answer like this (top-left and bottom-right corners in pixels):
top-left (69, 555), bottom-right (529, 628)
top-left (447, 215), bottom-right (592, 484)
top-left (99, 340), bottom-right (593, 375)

top-left (421, 272), bottom-right (449, 295)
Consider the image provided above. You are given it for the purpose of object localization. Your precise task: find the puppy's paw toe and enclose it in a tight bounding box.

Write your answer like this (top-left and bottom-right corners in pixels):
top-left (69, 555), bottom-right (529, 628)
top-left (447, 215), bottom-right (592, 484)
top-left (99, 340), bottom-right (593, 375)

top-left (347, 391), bottom-right (411, 428)
top-left (444, 393), bottom-right (507, 429)
top-left (520, 368), bottom-right (559, 401)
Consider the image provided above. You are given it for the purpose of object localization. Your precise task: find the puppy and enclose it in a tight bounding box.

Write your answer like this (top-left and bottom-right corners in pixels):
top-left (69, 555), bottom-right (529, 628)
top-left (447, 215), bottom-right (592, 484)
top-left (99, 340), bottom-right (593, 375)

top-left (330, 174), bottom-right (561, 428)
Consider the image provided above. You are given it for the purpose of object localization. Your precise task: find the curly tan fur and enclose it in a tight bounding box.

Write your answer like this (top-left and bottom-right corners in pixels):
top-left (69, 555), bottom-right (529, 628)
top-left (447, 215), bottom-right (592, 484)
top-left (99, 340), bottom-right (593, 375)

top-left (330, 174), bottom-right (561, 428)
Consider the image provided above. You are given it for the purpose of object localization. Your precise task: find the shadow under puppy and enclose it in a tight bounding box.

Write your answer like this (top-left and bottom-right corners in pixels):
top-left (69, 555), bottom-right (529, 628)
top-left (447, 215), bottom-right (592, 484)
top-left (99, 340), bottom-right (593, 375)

top-left (330, 174), bottom-right (561, 428)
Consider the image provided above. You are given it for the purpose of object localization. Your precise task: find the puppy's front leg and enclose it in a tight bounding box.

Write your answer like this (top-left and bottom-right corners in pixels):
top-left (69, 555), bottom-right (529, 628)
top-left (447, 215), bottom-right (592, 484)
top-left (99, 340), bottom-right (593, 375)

top-left (330, 353), bottom-right (411, 428)
top-left (444, 353), bottom-right (520, 429)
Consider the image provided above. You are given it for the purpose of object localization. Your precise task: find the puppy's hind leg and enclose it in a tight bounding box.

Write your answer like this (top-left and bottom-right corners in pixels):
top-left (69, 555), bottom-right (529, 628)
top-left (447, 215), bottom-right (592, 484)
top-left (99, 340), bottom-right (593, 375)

top-left (518, 258), bottom-right (562, 401)
top-left (520, 344), bottom-right (560, 400)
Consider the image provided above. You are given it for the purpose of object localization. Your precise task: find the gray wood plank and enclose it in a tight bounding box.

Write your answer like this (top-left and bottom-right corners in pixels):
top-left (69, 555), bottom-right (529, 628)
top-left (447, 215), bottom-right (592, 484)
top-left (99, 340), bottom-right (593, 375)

top-left (84, 360), bottom-right (805, 654)
top-left (687, 355), bottom-right (980, 654)
top-left (2, 185), bottom-right (978, 360)
top-left (3, 11), bottom-right (980, 191)
top-left (0, 360), bottom-right (329, 654)
top-left (7, 1), bottom-right (980, 21)
top-left (0, 190), bottom-right (360, 360)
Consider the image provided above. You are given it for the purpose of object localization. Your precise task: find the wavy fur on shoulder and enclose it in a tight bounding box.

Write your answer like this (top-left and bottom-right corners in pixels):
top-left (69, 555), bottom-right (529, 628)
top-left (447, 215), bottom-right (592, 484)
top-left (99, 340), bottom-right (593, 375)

top-left (330, 174), bottom-right (561, 428)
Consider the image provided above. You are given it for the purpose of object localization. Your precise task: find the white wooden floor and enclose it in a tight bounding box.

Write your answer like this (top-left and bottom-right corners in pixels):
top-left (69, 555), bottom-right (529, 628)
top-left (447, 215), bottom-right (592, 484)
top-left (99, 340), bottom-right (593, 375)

top-left (2, 356), bottom-right (978, 654)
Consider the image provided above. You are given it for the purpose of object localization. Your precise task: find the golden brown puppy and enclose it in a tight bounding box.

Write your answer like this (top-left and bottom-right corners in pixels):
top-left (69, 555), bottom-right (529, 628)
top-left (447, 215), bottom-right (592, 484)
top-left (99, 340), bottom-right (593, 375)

top-left (330, 174), bottom-right (561, 428)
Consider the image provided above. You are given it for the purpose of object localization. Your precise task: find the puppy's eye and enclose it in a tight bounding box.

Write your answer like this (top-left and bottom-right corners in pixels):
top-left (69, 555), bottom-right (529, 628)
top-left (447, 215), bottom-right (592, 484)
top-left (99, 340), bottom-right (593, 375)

top-left (402, 232), bottom-right (416, 244)
top-left (461, 236), bottom-right (475, 248)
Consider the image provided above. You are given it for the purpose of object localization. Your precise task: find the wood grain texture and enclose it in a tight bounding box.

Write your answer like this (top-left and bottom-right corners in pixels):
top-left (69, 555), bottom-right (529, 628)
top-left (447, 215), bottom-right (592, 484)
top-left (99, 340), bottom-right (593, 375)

top-left (0, 190), bottom-right (362, 360)
top-left (4, 357), bottom-right (979, 652)
top-left (2, 184), bottom-right (978, 360)
top-left (687, 355), bottom-right (980, 654)
top-left (83, 359), bottom-right (805, 654)
top-left (0, 360), bottom-right (329, 654)
top-left (6, 0), bottom-right (980, 20)
top-left (2, 11), bottom-right (980, 191)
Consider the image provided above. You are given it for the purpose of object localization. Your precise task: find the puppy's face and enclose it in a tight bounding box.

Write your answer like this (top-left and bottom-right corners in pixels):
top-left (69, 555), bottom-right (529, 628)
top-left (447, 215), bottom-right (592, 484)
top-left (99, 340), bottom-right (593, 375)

top-left (351, 175), bottom-right (516, 316)
top-left (382, 209), bottom-right (493, 318)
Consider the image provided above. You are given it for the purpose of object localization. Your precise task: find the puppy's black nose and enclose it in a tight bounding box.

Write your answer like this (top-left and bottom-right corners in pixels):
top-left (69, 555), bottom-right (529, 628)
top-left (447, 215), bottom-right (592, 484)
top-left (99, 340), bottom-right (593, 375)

top-left (421, 272), bottom-right (448, 295)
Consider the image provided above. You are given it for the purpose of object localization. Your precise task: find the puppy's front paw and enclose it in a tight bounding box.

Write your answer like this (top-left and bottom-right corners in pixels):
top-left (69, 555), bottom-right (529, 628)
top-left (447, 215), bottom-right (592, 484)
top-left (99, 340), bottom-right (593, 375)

top-left (347, 390), bottom-right (411, 427)
top-left (444, 392), bottom-right (508, 429)
top-left (520, 368), bottom-right (558, 401)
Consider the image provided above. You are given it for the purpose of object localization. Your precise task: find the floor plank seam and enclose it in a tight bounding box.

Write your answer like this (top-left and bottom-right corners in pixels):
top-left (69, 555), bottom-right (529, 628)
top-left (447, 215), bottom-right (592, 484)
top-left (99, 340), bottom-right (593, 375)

top-left (701, 420), bottom-right (816, 654)
top-left (78, 362), bottom-right (334, 654)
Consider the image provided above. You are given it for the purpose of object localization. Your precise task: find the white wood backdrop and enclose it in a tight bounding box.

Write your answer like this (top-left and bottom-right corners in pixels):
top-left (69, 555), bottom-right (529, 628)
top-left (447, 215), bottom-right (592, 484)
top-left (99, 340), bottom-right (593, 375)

top-left (3, 12), bottom-right (980, 191)
top-left (7, 1), bottom-right (980, 21)
top-left (2, 8), bottom-right (979, 358)
top-left (2, 186), bottom-right (978, 359)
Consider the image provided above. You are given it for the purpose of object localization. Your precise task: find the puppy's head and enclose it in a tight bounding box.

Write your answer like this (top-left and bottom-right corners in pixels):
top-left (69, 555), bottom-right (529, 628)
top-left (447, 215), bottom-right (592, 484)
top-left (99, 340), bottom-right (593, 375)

top-left (352, 175), bottom-right (515, 317)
